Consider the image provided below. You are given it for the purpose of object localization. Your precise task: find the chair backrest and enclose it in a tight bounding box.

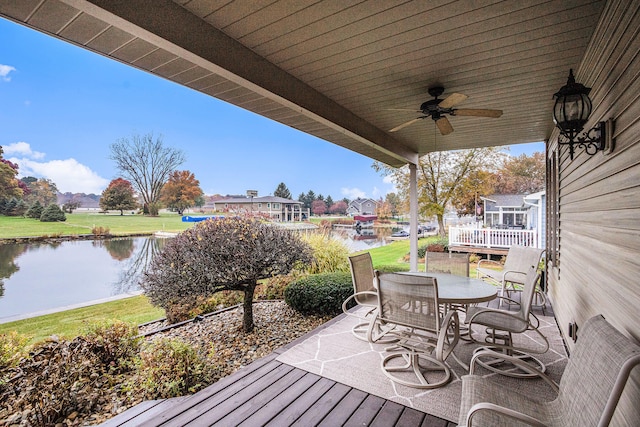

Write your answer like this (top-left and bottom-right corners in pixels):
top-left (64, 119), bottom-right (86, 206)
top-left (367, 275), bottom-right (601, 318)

top-left (503, 245), bottom-right (545, 274)
top-left (374, 271), bottom-right (440, 333)
top-left (516, 264), bottom-right (541, 321)
top-left (425, 251), bottom-right (470, 277)
top-left (557, 314), bottom-right (640, 426)
top-left (348, 253), bottom-right (375, 304)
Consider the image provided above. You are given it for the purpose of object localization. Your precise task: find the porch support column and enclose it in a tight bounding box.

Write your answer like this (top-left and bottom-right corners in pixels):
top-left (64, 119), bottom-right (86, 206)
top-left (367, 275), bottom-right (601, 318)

top-left (409, 162), bottom-right (418, 272)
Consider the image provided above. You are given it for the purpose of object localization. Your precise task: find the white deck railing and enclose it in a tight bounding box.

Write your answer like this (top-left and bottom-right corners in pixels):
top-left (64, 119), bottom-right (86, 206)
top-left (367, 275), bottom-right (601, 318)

top-left (449, 226), bottom-right (540, 249)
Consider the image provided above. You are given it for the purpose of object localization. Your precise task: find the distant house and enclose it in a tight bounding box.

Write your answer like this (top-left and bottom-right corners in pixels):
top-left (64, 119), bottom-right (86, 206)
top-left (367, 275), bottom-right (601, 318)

top-left (347, 198), bottom-right (379, 217)
top-left (212, 195), bottom-right (307, 222)
top-left (482, 192), bottom-right (546, 246)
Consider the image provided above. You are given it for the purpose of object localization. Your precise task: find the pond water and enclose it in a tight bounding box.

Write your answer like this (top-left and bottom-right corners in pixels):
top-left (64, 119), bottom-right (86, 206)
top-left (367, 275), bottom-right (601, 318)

top-left (0, 227), bottom-right (399, 322)
top-left (0, 237), bottom-right (166, 322)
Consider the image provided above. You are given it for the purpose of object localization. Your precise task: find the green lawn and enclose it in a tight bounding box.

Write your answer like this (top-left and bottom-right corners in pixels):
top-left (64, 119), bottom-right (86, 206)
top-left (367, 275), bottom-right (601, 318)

top-left (0, 212), bottom-right (197, 239)
top-left (0, 295), bottom-right (165, 345)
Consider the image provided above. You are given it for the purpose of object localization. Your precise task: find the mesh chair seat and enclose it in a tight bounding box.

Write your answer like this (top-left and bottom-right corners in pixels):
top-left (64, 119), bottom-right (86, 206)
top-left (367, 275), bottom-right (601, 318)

top-left (459, 315), bottom-right (640, 426)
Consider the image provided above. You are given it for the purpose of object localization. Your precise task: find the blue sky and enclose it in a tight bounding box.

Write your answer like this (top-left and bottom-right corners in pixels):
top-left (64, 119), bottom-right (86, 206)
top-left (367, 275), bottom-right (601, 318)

top-left (0, 17), bottom-right (543, 200)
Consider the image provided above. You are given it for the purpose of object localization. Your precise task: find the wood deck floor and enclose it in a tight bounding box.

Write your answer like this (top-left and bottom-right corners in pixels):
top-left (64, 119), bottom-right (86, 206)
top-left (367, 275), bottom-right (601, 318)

top-left (102, 293), bottom-right (552, 426)
top-left (101, 350), bottom-right (455, 427)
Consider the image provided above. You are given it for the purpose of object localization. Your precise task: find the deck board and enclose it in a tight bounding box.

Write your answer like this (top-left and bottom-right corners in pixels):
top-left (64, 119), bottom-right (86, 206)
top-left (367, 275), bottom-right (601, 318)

top-left (316, 387), bottom-right (369, 427)
top-left (262, 376), bottom-right (335, 426)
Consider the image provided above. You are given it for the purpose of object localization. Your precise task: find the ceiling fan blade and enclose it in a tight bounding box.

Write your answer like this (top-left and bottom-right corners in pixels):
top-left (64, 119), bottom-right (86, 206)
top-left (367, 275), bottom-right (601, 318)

top-left (435, 116), bottom-right (454, 135)
top-left (385, 108), bottom-right (421, 112)
top-left (389, 117), bottom-right (424, 132)
top-left (438, 93), bottom-right (468, 108)
top-left (453, 108), bottom-right (503, 118)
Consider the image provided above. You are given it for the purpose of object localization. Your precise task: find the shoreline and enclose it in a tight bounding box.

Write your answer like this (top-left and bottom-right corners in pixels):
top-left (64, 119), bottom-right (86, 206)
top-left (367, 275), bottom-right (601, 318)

top-left (0, 291), bottom-right (145, 325)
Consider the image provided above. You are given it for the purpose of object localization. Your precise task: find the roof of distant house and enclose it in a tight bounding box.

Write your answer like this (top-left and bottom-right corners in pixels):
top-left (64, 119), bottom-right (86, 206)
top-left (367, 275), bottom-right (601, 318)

top-left (214, 196), bottom-right (301, 204)
top-left (483, 194), bottom-right (527, 207)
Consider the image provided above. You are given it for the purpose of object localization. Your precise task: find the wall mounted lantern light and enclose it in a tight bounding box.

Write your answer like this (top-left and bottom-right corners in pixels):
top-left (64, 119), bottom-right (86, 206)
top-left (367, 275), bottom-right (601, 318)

top-left (552, 69), bottom-right (613, 159)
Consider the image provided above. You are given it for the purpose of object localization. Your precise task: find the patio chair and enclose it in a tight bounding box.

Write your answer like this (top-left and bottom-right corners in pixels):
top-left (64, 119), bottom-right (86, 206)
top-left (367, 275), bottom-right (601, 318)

top-left (425, 251), bottom-right (471, 334)
top-left (425, 251), bottom-right (470, 277)
top-left (465, 264), bottom-right (549, 378)
top-left (343, 253), bottom-right (396, 343)
top-left (374, 271), bottom-right (460, 389)
top-left (459, 314), bottom-right (640, 426)
top-left (476, 245), bottom-right (545, 307)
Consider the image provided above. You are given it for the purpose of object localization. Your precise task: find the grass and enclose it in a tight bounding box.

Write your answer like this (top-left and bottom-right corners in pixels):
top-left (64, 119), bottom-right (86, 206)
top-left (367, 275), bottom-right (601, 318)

top-left (0, 212), bottom-right (198, 239)
top-left (0, 295), bottom-right (165, 345)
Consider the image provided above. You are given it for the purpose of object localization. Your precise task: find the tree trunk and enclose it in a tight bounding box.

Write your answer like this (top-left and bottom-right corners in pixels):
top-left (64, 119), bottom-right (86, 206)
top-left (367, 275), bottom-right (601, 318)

top-left (437, 213), bottom-right (446, 238)
top-left (242, 284), bottom-right (256, 333)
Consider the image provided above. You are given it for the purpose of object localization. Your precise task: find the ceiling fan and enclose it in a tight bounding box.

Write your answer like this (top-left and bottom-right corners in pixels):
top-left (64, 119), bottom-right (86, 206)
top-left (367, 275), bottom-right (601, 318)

top-left (389, 86), bottom-right (503, 135)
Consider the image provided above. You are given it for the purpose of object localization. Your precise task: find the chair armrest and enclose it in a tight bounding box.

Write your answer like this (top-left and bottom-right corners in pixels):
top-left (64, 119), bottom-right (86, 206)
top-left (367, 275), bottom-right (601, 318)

top-left (464, 402), bottom-right (547, 427)
top-left (341, 291), bottom-right (378, 314)
top-left (477, 259), bottom-right (501, 269)
top-left (470, 350), bottom-right (559, 393)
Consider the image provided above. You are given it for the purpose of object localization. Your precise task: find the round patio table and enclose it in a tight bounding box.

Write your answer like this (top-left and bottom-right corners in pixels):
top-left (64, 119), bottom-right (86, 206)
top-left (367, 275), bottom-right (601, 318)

top-left (397, 272), bottom-right (497, 305)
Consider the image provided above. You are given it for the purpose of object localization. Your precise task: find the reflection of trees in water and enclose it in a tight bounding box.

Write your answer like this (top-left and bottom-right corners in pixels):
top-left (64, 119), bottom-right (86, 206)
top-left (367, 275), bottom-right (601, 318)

top-left (96, 238), bottom-right (135, 260)
top-left (0, 244), bottom-right (30, 298)
top-left (112, 237), bottom-right (167, 294)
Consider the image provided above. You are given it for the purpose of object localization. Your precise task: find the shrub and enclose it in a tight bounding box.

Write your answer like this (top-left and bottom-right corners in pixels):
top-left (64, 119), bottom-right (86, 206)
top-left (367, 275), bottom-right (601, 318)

top-left (92, 226), bottom-right (111, 236)
top-left (0, 331), bottom-right (30, 370)
top-left (140, 216), bottom-right (313, 332)
top-left (301, 232), bottom-right (350, 274)
top-left (25, 201), bottom-right (44, 219)
top-left (375, 263), bottom-right (410, 273)
top-left (285, 272), bottom-right (354, 315)
top-left (83, 320), bottom-right (141, 371)
top-left (40, 203), bottom-right (66, 222)
top-left (137, 338), bottom-right (213, 399)
top-left (191, 291), bottom-right (243, 317)
top-left (256, 272), bottom-right (302, 300)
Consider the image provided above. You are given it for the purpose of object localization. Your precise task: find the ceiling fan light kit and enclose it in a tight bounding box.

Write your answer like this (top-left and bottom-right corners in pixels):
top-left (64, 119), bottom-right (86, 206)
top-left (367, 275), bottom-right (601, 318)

top-left (389, 86), bottom-right (503, 135)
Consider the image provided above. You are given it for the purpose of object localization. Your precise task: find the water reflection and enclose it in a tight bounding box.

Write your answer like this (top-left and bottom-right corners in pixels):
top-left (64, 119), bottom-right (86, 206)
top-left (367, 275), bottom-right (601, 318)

top-left (328, 226), bottom-right (396, 252)
top-left (0, 237), bottom-right (162, 320)
top-left (112, 237), bottom-right (166, 294)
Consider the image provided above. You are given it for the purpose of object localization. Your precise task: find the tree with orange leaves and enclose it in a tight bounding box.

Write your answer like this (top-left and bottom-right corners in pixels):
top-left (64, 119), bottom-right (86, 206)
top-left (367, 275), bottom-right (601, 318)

top-left (160, 170), bottom-right (203, 215)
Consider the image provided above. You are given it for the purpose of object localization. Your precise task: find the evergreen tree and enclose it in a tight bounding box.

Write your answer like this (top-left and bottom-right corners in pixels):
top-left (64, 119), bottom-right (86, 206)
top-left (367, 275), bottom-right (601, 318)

top-left (274, 182), bottom-right (291, 199)
top-left (26, 201), bottom-right (44, 219)
top-left (40, 203), bottom-right (66, 222)
top-left (325, 195), bottom-right (334, 209)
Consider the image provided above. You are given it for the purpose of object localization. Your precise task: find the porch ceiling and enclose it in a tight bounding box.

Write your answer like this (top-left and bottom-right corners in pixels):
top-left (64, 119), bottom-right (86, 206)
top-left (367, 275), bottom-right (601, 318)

top-left (0, 0), bottom-right (605, 167)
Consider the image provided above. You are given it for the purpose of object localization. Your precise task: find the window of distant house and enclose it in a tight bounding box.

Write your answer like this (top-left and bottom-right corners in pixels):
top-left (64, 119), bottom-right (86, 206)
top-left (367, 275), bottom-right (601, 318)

top-left (273, 203), bottom-right (280, 209)
top-left (267, 203), bottom-right (271, 208)
top-left (258, 203), bottom-right (262, 208)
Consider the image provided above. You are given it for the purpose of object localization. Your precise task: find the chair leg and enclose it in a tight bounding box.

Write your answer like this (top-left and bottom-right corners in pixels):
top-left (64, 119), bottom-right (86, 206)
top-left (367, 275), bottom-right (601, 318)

top-left (471, 329), bottom-right (548, 378)
top-left (381, 351), bottom-right (451, 389)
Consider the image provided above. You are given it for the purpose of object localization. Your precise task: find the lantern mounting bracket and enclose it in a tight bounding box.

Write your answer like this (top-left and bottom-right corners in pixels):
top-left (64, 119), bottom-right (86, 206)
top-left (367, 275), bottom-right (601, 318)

top-left (558, 120), bottom-right (609, 160)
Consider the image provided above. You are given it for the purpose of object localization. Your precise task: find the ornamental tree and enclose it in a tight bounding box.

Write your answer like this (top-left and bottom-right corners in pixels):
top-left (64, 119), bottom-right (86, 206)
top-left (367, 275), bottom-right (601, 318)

top-left (160, 170), bottom-right (203, 215)
top-left (140, 216), bottom-right (313, 332)
top-left (100, 178), bottom-right (138, 215)
top-left (110, 133), bottom-right (185, 216)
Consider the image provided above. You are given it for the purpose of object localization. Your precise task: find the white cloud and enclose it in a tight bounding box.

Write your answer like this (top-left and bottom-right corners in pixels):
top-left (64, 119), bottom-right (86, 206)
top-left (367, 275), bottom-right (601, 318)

top-left (9, 150), bottom-right (109, 195)
top-left (3, 141), bottom-right (45, 159)
top-left (6, 142), bottom-right (109, 193)
top-left (0, 64), bottom-right (16, 82)
top-left (341, 187), bottom-right (366, 200)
